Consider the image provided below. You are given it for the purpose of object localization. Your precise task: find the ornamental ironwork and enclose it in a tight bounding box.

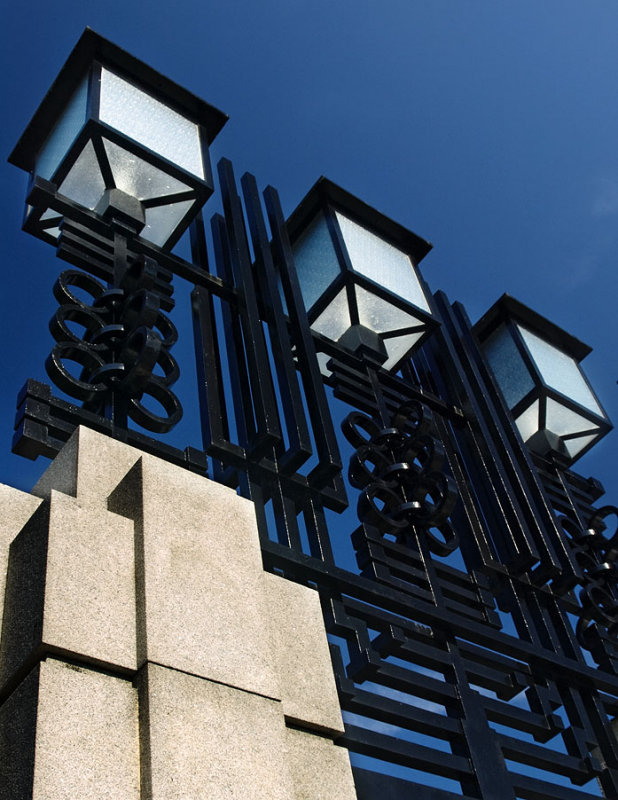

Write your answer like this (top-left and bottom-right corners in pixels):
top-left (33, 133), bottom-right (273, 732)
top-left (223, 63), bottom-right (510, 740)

top-left (11, 156), bottom-right (618, 800)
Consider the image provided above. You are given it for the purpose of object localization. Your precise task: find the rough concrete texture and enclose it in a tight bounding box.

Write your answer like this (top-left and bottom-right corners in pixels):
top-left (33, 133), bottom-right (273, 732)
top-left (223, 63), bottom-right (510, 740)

top-left (0, 489), bottom-right (136, 688)
top-left (1, 658), bottom-right (140, 799)
top-left (32, 425), bottom-right (142, 508)
top-left (110, 455), bottom-right (280, 699)
top-left (139, 662), bottom-right (295, 800)
top-left (264, 572), bottom-right (344, 736)
top-left (0, 485), bottom-right (42, 636)
top-left (285, 726), bottom-right (357, 800)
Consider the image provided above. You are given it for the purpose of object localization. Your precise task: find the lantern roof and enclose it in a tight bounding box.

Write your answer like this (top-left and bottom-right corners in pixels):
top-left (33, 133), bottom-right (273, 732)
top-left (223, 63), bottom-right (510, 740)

top-left (286, 176), bottom-right (433, 265)
top-left (9, 27), bottom-right (228, 173)
top-left (473, 293), bottom-right (592, 362)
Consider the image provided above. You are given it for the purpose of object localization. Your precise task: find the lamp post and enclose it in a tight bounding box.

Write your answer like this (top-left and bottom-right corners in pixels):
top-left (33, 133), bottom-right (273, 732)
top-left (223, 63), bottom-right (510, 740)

top-left (9, 28), bottom-right (226, 250)
top-left (474, 293), bottom-right (611, 465)
top-left (8, 30), bottom-right (618, 800)
top-left (286, 177), bottom-right (437, 374)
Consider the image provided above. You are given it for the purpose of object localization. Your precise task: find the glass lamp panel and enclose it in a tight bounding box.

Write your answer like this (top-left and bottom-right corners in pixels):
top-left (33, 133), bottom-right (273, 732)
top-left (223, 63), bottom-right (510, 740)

top-left (335, 211), bottom-right (431, 312)
top-left (311, 289), bottom-right (351, 341)
top-left (103, 139), bottom-right (190, 201)
top-left (58, 140), bottom-right (106, 210)
top-left (41, 209), bottom-right (61, 221)
top-left (99, 68), bottom-right (204, 178)
top-left (382, 332), bottom-right (424, 371)
top-left (292, 213), bottom-right (341, 311)
top-left (142, 199), bottom-right (194, 246)
top-left (515, 400), bottom-right (540, 442)
top-left (35, 76), bottom-right (88, 181)
top-left (518, 326), bottom-right (603, 415)
top-left (355, 285), bottom-right (419, 333)
top-left (545, 398), bottom-right (595, 438)
top-left (45, 226), bottom-right (61, 241)
top-left (564, 433), bottom-right (599, 459)
top-left (482, 324), bottom-right (535, 408)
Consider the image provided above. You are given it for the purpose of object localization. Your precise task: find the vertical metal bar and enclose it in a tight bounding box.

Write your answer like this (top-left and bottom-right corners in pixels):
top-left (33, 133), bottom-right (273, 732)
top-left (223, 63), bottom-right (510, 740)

top-left (241, 172), bottom-right (313, 473)
top-left (217, 158), bottom-right (282, 458)
top-left (263, 184), bottom-right (344, 488)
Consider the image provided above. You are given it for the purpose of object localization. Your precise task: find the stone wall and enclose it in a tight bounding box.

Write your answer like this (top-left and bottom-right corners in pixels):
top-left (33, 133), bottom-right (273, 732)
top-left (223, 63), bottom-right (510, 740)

top-left (0, 426), bottom-right (356, 799)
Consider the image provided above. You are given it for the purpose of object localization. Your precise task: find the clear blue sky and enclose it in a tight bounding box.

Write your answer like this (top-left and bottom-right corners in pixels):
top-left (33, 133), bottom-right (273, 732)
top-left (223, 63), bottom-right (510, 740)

top-left (1, 0), bottom-right (617, 506)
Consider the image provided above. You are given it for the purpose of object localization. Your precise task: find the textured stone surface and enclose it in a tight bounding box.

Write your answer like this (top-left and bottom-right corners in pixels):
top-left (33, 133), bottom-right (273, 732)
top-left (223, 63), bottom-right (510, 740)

top-left (33, 425), bottom-right (141, 508)
top-left (139, 662), bottom-right (294, 800)
top-left (42, 491), bottom-right (136, 670)
top-left (0, 489), bottom-right (136, 686)
top-left (1, 658), bottom-right (139, 799)
top-left (285, 726), bottom-right (357, 800)
top-left (0, 485), bottom-right (41, 636)
top-left (265, 572), bottom-right (344, 736)
top-left (110, 456), bottom-right (280, 699)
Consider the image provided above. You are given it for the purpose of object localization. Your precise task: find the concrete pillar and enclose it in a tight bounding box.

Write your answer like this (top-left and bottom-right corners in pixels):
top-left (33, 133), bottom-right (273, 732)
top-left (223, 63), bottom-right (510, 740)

top-left (0, 426), bottom-right (356, 799)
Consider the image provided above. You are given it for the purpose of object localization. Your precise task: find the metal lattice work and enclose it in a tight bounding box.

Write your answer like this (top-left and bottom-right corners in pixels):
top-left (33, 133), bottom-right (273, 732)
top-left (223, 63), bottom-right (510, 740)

top-left (15, 158), bottom-right (618, 799)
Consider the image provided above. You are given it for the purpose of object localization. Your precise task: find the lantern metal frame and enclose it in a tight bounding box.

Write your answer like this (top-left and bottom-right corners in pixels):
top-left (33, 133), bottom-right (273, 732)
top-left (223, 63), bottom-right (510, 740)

top-left (9, 28), bottom-right (228, 251)
top-left (473, 293), bottom-right (612, 464)
top-left (286, 177), bottom-right (439, 371)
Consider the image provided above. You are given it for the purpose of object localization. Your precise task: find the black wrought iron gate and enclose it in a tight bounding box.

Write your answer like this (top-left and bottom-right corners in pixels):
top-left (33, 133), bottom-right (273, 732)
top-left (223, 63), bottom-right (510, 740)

top-left (16, 159), bottom-right (618, 800)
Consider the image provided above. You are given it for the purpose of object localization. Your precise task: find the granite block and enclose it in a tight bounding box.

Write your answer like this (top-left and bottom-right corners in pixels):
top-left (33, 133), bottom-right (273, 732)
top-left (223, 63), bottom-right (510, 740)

top-left (265, 572), bottom-right (344, 736)
top-left (138, 662), bottom-right (294, 800)
top-left (0, 658), bottom-right (139, 799)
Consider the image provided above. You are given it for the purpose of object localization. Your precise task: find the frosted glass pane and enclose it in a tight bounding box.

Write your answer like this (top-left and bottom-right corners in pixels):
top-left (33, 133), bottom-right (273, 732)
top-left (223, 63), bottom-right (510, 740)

top-left (58, 140), bottom-right (106, 210)
top-left (316, 352), bottom-right (331, 377)
top-left (312, 290), bottom-right (351, 341)
top-left (292, 213), bottom-right (341, 311)
top-left (565, 433), bottom-right (599, 458)
top-left (515, 400), bottom-right (540, 442)
top-left (482, 324), bottom-right (535, 408)
top-left (355, 285), bottom-right (418, 333)
top-left (99, 68), bottom-right (203, 178)
top-left (335, 211), bottom-right (431, 312)
top-left (41, 209), bottom-right (61, 221)
top-left (518, 326), bottom-right (602, 414)
top-left (545, 398), bottom-right (594, 438)
top-left (36, 76), bottom-right (88, 180)
top-left (382, 332), bottom-right (424, 371)
top-left (103, 139), bottom-right (190, 201)
top-left (143, 199), bottom-right (194, 247)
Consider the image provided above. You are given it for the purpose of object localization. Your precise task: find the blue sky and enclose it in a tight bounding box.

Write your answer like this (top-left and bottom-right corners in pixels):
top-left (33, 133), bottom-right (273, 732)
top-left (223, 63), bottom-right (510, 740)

top-left (2, 4), bottom-right (618, 793)
top-left (1, 1), bottom-right (617, 507)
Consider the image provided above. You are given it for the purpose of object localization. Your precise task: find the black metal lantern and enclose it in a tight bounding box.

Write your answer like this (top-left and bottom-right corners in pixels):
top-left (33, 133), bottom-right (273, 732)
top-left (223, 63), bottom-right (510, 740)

top-left (286, 178), bottom-right (437, 373)
top-left (9, 28), bottom-right (227, 250)
top-left (474, 294), bottom-right (612, 463)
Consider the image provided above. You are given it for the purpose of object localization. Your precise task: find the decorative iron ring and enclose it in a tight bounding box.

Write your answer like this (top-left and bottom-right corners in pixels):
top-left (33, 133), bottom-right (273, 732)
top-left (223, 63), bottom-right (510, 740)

top-left (424, 521), bottom-right (460, 557)
top-left (129, 380), bottom-right (183, 434)
top-left (92, 288), bottom-right (127, 313)
top-left (49, 304), bottom-right (107, 350)
top-left (119, 327), bottom-right (162, 396)
top-left (342, 412), bottom-right (381, 449)
top-left (153, 312), bottom-right (178, 348)
top-left (357, 483), bottom-right (409, 532)
top-left (89, 324), bottom-right (126, 348)
top-left (45, 342), bottom-right (107, 402)
top-left (151, 348), bottom-right (180, 387)
top-left (372, 426), bottom-right (408, 451)
top-left (348, 444), bottom-right (394, 489)
top-left (399, 435), bottom-right (446, 476)
top-left (53, 270), bottom-right (106, 309)
top-left (90, 363), bottom-right (126, 388)
top-left (409, 472), bottom-right (458, 527)
top-left (121, 289), bottom-right (160, 333)
top-left (391, 400), bottom-right (433, 437)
